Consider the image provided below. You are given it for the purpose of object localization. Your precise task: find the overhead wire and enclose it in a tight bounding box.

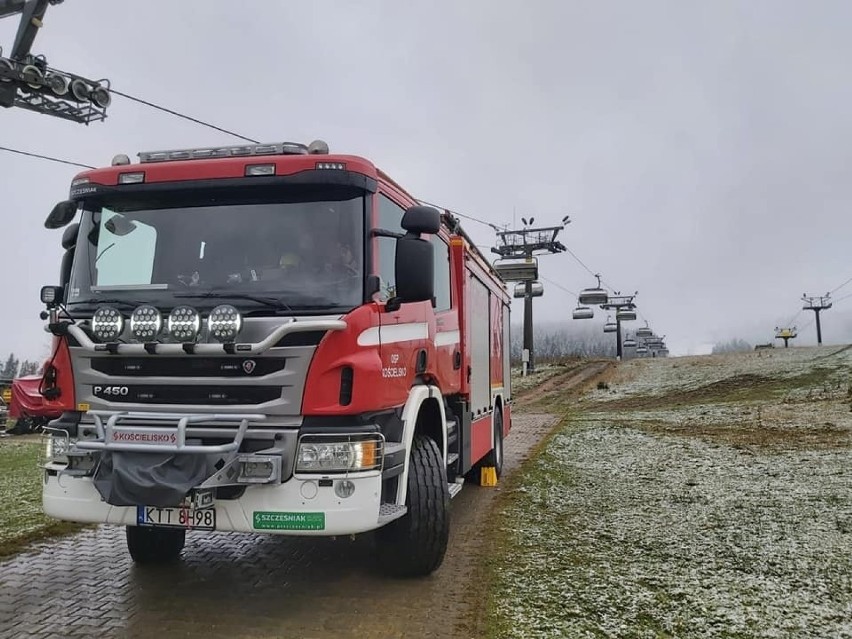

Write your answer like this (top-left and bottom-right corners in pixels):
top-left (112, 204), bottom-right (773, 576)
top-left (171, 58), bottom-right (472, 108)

top-left (829, 275), bottom-right (852, 296)
top-left (107, 88), bottom-right (260, 144)
top-left (0, 145), bottom-right (94, 169)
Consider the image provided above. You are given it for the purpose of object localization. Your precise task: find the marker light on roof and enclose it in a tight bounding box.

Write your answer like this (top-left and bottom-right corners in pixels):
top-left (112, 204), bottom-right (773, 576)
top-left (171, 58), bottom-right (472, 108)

top-left (111, 154), bottom-right (130, 166)
top-left (118, 172), bottom-right (145, 184)
top-left (307, 139), bottom-right (330, 154)
top-left (245, 163), bottom-right (275, 176)
top-left (316, 162), bottom-right (345, 170)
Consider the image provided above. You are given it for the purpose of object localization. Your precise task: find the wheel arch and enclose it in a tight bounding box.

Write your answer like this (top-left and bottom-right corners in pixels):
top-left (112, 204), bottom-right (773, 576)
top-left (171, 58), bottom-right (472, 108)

top-left (396, 384), bottom-right (446, 505)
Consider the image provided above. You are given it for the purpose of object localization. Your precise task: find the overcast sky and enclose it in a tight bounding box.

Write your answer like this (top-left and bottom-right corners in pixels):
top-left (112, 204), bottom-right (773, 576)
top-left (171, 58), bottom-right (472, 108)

top-left (2, 0), bottom-right (852, 359)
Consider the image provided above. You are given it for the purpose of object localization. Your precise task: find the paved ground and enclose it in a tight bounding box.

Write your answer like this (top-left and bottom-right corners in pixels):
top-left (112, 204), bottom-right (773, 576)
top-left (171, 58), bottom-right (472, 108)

top-left (0, 364), bottom-right (607, 639)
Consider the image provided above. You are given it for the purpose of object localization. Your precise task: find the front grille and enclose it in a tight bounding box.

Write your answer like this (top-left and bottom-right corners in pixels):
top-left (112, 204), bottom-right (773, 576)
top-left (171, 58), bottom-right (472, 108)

top-left (92, 384), bottom-right (283, 405)
top-left (91, 357), bottom-right (286, 377)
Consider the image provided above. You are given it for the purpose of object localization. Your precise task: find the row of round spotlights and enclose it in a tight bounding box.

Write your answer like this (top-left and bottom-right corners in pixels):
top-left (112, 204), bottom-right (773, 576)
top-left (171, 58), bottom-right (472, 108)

top-left (0, 56), bottom-right (110, 108)
top-left (90, 304), bottom-right (242, 344)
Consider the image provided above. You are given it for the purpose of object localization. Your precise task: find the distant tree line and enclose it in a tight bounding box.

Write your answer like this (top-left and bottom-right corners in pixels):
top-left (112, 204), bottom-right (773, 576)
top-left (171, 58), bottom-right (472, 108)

top-left (711, 339), bottom-right (752, 354)
top-left (510, 322), bottom-right (617, 364)
top-left (0, 353), bottom-right (41, 379)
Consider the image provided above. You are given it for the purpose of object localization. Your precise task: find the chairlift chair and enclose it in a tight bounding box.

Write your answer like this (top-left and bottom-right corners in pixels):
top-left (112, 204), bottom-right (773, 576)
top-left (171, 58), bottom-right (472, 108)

top-left (578, 274), bottom-right (608, 306)
top-left (636, 324), bottom-right (653, 338)
top-left (572, 305), bottom-right (594, 320)
top-left (603, 317), bottom-right (617, 333)
top-left (616, 307), bottom-right (637, 321)
top-left (623, 338), bottom-right (637, 348)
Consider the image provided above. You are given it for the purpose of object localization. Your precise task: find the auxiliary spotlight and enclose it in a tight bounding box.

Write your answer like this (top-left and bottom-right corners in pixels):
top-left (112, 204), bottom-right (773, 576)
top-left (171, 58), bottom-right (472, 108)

top-left (168, 306), bottom-right (201, 342)
top-left (91, 306), bottom-right (125, 342)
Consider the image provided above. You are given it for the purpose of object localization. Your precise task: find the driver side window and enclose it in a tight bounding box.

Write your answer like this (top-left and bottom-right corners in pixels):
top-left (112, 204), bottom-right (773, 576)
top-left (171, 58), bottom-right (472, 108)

top-left (376, 194), bottom-right (405, 300)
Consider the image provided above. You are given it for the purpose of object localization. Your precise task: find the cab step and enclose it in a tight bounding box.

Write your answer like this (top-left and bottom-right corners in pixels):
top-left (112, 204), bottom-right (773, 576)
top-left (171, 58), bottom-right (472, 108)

top-left (448, 478), bottom-right (464, 499)
top-left (377, 503), bottom-right (407, 525)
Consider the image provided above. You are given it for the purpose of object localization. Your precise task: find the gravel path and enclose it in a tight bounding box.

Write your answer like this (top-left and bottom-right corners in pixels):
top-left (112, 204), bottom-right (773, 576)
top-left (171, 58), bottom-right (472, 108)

top-left (0, 364), bottom-right (610, 639)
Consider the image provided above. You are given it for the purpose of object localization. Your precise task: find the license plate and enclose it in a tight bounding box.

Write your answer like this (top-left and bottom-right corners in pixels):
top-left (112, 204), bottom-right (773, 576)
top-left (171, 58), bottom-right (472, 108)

top-left (110, 428), bottom-right (179, 447)
top-left (136, 505), bottom-right (216, 530)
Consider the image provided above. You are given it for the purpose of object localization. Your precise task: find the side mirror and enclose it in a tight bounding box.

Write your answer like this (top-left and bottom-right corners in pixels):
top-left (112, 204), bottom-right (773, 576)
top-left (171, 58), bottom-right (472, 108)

top-left (401, 205), bottom-right (440, 235)
top-left (61, 222), bottom-right (80, 250)
top-left (393, 235), bottom-right (434, 305)
top-left (104, 214), bottom-right (137, 236)
top-left (45, 200), bottom-right (78, 230)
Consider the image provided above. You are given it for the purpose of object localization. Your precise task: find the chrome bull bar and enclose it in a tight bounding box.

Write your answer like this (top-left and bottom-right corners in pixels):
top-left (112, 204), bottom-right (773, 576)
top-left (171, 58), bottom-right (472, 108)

top-left (75, 411), bottom-right (267, 454)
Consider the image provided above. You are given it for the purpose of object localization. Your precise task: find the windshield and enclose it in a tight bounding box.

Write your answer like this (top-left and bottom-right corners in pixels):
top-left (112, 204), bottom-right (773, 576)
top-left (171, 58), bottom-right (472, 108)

top-left (67, 194), bottom-right (366, 313)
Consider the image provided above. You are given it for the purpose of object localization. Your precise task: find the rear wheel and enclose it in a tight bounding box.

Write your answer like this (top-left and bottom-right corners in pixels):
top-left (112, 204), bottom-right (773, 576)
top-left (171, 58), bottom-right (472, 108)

top-left (126, 526), bottom-right (186, 564)
top-left (376, 435), bottom-right (449, 577)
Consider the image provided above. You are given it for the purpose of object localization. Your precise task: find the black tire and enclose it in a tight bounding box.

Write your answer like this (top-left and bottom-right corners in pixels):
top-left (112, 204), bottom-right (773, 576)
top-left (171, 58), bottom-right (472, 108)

top-left (126, 526), bottom-right (186, 564)
top-left (376, 435), bottom-right (450, 577)
top-left (466, 408), bottom-right (504, 484)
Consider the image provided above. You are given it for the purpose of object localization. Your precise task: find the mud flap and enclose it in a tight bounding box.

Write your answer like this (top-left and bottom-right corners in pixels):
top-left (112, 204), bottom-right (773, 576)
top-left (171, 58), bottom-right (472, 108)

top-left (93, 451), bottom-right (211, 508)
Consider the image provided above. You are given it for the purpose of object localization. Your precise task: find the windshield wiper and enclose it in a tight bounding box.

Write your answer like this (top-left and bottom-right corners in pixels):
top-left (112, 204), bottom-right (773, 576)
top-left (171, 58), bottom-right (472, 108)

top-left (68, 298), bottom-right (150, 308)
top-left (174, 292), bottom-right (293, 312)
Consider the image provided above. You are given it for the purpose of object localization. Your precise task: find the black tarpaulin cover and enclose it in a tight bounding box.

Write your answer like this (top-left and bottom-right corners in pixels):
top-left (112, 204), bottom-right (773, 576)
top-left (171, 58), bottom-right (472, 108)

top-left (93, 451), bottom-right (211, 507)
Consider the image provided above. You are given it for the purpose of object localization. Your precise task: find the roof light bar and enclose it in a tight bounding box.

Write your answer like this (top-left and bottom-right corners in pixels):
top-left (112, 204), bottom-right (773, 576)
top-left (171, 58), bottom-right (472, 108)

top-left (138, 142), bottom-right (309, 164)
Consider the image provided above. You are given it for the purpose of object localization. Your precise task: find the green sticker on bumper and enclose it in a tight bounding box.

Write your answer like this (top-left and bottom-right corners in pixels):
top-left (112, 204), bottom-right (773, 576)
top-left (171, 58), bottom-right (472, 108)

top-left (253, 511), bottom-right (325, 530)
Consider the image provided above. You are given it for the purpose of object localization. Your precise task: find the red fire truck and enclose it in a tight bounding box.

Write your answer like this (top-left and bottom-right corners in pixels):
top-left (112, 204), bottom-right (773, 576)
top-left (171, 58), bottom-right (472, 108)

top-left (37, 140), bottom-right (512, 576)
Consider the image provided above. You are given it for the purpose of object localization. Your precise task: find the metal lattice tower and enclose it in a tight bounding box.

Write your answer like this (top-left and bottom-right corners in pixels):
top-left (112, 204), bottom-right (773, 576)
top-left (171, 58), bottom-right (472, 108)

top-left (0, 0), bottom-right (112, 123)
top-left (491, 216), bottom-right (569, 373)
top-left (801, 293), bottom-right (832, 345)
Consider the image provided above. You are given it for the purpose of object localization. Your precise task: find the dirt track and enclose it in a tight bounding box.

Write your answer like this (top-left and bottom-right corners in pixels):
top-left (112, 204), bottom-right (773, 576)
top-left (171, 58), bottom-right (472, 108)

top-left (0, 363), bottom-right (609, 639)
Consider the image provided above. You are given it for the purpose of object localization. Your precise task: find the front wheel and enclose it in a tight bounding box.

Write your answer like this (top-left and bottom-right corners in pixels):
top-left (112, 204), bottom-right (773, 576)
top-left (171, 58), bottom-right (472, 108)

top-left (126, 526), bottom-right (186, 564)
top-left (376, 435), bottom-right (450, 577)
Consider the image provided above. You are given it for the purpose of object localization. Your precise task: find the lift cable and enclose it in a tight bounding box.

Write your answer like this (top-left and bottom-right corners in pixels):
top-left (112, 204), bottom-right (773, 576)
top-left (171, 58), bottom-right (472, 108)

top-left (540, 276), bottom-right (578, 299)
top-left (108, 88), bottom-right (260, 144)
top-left (0, 145), bottom-right (95, 169)
top-left (829, 275), bottom-right (852, 296)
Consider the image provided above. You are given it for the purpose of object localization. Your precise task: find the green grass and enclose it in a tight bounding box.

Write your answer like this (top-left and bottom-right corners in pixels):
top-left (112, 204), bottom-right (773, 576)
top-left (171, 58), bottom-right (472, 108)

top-left (595, 366), bottom-right (842, 412)
top-left (0, 437), bottom-right (83, 557)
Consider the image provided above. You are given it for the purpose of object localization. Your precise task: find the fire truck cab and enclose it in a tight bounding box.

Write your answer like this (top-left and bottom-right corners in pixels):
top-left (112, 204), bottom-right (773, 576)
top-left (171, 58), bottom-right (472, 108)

top-left (38, 140), bottom-right (512, 576)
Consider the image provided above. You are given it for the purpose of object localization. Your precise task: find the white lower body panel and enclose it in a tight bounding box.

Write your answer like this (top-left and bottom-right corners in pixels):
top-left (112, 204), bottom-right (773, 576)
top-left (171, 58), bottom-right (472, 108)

top-left (42, 471), bottom-right (383, 536)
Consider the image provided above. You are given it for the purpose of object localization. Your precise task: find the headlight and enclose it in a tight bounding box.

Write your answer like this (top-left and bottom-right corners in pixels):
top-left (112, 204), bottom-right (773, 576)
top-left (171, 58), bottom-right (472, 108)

top-left (296, 437), bottom-right (383, 473)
